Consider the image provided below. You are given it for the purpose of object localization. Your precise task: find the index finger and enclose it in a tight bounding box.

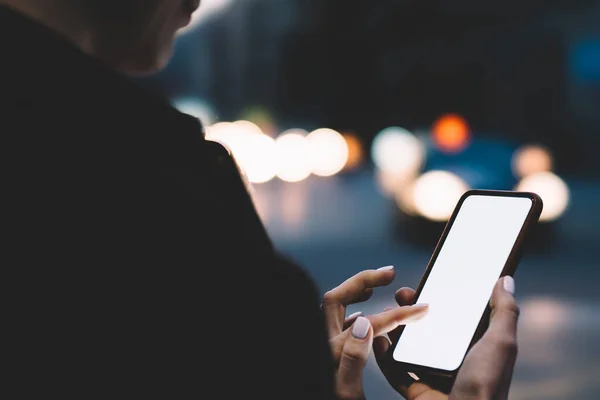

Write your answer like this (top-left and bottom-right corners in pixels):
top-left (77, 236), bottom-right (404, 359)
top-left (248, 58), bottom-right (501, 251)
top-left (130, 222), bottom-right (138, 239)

top-left (368, 304), bottom-right (429, 337)
top-left (322, 267), bottom-right (396, 336)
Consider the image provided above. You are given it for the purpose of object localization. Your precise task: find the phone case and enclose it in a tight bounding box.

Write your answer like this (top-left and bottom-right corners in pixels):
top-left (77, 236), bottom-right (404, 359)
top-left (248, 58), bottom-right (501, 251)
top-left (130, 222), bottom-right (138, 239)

top-left (386, 189), bottom-right (543, 385)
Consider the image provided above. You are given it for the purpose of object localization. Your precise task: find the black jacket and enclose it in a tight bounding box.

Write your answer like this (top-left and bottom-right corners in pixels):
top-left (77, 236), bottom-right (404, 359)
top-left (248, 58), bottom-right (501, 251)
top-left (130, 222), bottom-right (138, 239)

top-left (0, 6), bottom-right (336, 399)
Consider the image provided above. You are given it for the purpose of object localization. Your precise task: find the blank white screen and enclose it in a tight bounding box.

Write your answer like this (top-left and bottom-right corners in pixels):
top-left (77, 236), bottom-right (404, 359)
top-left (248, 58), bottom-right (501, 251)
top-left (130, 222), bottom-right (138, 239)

top-left (393, 195), bottom-right (532, 371)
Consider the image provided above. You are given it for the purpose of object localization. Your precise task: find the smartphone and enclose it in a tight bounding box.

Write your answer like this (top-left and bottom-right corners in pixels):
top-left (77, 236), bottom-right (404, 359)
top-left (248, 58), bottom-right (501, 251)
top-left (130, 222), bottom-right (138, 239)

top-left (390, 189), bottom-right (542, 378)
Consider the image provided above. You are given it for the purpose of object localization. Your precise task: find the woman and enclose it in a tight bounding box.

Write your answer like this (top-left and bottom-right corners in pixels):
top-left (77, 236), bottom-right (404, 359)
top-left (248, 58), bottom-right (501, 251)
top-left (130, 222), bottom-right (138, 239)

top-left (0, 1), bottom-right (520, 399)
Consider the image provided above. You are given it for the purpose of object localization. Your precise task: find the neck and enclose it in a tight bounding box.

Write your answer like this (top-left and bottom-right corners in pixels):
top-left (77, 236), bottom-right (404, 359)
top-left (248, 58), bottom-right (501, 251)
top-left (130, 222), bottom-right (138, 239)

top-left (0, 0), bottom-right (97, 56)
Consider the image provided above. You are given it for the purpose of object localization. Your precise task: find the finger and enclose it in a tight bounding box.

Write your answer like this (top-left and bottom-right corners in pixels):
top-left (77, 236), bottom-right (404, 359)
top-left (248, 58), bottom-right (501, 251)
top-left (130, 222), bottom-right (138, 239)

top-left (390, 287), bottom-right (417, 343)
top-left (373, 334), bottom-right (391, 359)
top-left (487, 276), bottom-right (519, 399)
top-left (337, 317), bottom-right (373, 400)
top-left (323, 267), bottom-right (396, 336)
top-left (488, 276), bottom-right (519, 340)
top-left (496, 359), bottom-right (517, 400)
top-left (457, 277), bottom-right (519, 399)
top-left (406, 383), bottom-right (447, 400)
top-left (373, 337), bottom-right (425, 399)
top-left (395, 287), bottom-right (416, 306)
top-left (373, 336), bottom-right (405, 392)
top-left (325, 267), bottom-right (396, 306)
top-left (368, 304), bottom-right (429, 337)
top-left (355, 288), bottom-right (374, 304)
top-left (343, 311), bottom-right (363, 330)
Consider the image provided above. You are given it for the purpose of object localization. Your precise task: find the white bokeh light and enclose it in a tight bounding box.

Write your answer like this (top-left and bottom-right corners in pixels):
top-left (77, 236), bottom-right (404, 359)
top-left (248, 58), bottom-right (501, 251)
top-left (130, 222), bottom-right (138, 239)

top-left (512, 144), bottom-right (553, 178)
top-left (205, 121), bottom-right (276, 183)
top-left (234, 120), bottom-right (264, 137)
top-left (306, 128), bottom-right (349, 177)
top-left (412, 171), bottom-right (470, 221)
top-left (204, 122), bottom-right (239, 154)
top-left (371, 127), bottom-right (425, 177)
top-left (520, 297), bottom-right (570, 333)
top-left (515, 171), bottom-right (569, 222)
top-left (238, 133), bottom-right (277, 184)
top-left (275, 130), bottom-right (312, 183)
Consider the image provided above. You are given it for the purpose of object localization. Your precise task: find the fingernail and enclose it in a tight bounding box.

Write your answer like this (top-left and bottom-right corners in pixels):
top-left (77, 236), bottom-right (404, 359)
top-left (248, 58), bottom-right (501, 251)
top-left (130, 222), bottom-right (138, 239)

top-left (408, 372), bottom-right (420, 381)
top-left (352, 316), bottom-right (370, 339)
top-left (503, 276), bottom-right (515, 294)
top-left (347, 311), bottom-right (363, 320)
top-left (377, 265), bottom-right (394, 271)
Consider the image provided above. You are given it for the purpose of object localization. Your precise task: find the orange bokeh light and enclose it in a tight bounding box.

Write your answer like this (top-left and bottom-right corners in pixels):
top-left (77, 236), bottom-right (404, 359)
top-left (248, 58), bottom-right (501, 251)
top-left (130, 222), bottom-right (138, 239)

top-left (342, 133), bottom-right (364, 170)
top-left (432, 114), bottom-right (470, 153)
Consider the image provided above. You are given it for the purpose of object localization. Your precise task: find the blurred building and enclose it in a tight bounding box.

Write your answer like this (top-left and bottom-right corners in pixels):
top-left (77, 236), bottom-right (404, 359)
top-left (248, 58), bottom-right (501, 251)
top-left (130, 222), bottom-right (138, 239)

top-left (144, 0), bottom-right (600, 174)
top-left (147, 0), bottom-right (316, 123)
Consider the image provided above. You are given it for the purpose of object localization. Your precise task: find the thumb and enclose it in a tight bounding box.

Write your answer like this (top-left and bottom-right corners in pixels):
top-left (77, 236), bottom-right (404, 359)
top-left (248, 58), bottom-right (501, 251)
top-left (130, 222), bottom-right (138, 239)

top-left (337, 317), bottom-right (373, 400)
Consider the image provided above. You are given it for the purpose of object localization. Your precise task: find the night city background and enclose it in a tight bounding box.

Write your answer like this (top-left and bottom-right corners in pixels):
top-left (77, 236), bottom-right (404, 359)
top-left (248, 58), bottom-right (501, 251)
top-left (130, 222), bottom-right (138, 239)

top-left (140, 1), bottom-right (600, 398)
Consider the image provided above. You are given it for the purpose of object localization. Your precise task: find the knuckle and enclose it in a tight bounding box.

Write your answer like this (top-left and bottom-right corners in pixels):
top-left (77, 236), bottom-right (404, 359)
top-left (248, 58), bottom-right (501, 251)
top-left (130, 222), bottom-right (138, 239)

top-left (323, 290), bottom-right (338, 305)
top-left (491, 302), bottom-right (520, 323)
top-left (455, 375), bottom-right (492, 399)
top-left (336, 387), bottom-right (365, 400)
top-left (341, 347), bottom-right (369, 365)
top-left (497, 336), bottom-right (518, 354)
top-left (497, 297), bottom-right (520, 317)
top-left (487, 332), bottom-right (518, 354)
top-left (504, 300), bottom-right (521, 318)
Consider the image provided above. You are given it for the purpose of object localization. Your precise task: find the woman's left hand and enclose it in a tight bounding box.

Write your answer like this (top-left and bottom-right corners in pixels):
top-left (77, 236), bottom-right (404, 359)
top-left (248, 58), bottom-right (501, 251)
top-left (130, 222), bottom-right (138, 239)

top-left (322, 266), bottom-right (428, 400)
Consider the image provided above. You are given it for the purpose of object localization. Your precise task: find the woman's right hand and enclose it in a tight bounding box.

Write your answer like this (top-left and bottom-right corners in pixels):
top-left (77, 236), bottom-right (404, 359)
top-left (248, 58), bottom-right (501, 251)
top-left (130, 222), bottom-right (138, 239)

top-left (373, 276), bottom-right (520, 400)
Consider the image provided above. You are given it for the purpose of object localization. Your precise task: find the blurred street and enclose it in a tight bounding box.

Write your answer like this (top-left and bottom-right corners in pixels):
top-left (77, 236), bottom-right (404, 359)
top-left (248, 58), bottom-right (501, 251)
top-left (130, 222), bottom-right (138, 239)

top-left (254, 171), bottom-right (600, 400)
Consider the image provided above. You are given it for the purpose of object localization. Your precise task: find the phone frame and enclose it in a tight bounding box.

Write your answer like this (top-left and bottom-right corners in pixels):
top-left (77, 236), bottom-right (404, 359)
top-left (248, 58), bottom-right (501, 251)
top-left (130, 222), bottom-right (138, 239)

top-left (387, 189), bottom-right (543, 378)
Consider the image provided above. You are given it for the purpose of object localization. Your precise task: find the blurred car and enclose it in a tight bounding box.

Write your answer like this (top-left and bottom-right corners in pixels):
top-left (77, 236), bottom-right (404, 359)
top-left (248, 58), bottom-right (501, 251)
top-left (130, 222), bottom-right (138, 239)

top-left (372, 116), bottom-right (570, 249)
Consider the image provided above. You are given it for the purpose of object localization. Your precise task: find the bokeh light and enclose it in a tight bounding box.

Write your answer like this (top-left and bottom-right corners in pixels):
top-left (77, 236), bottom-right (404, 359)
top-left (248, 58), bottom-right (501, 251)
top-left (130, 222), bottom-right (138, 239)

top-left (520, 297), bottom-right (570, 333)
top-left (306, 128), bottom-right (349, 177)
top-left (275, 130), bottom-right (312, 182)
top-left (243, 134), bottom-right (277, 184)
top-left (342, 133), bottom-right (364, 171)
top-left (232, 121), bottom-right (277, 184)
top-left (172, 97), bottom-right (217, 126)
top-left (204, 121), bottom-right (239, 153)
top-left (204, 121), bottom-right (277, 183)
top-left (394, 184), bottom-right (418, 216)
top-left (412, 171), bottom-right (470, 221)
top-left (233, 120), bottom-right (264, 136)
top-left (371, 127), bottom-right (425, 178)
top-left (512, 144), bottom-right (553, 178)
top-left (375, 169), bottom-right (405, 198)
top-left (239, 106), bottom-right (278, 137)
top-left (515, 171), bottom-right (570, 222)
top-left (432, 114), bottom-right (470, 153)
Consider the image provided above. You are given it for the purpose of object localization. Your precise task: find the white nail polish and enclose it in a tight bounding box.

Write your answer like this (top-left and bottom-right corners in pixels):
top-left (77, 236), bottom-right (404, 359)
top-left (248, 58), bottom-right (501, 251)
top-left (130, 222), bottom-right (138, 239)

top-left (347, 311), bottom-right (363, 320)
top-left (408, 372), bottom-right (420, 381)
top-left (503, 276), bottom-right (515, 294)
top-left (377, 265), bottom-right (394, 271)
top-left (352, 317), bottom-right (370, 339)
